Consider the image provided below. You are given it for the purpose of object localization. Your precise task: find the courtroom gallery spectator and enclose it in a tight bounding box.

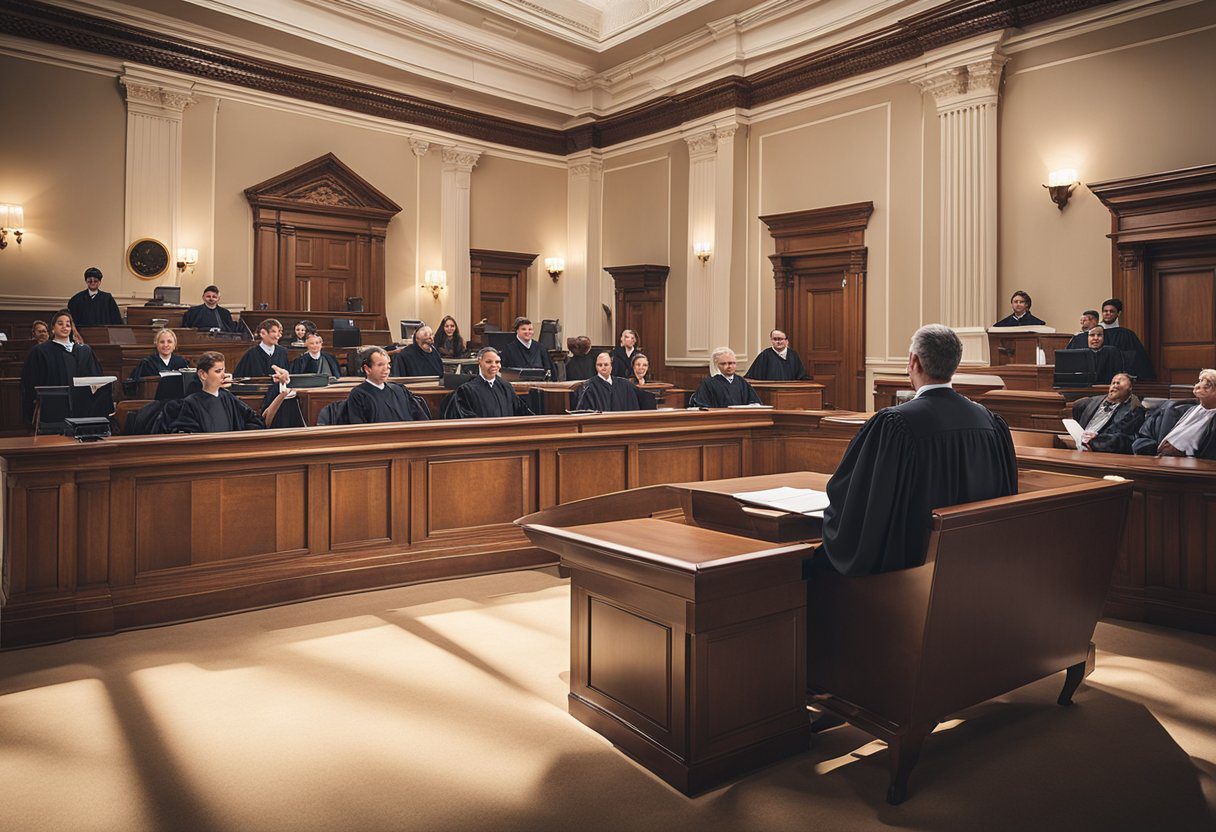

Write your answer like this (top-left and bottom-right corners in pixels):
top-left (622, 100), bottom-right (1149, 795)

top-left (182, 285), bottom-right (240, 332)
top-left (434, 315), bottom-right (465, 358)
top-left (1132, 369), bottom-right (1216, 459)
top-left (1073, 373), bottom-right (1144, 454)
top-left (30, 320), bottom-right (49, 346)
top-left (610, 329), bottom-right (639, 379)
top-left (991, 290), bottom-right (1045, 327)
top-left (629, 353), bottom-right (651, 386)
top-left (234, 319), bottom-right (289, 378)
top-left (689, 347), bottom-right (761, 407)
top-left (67, 267), bottom-right (123, 326)
top-left (746, 329), bottom-right (809, 381)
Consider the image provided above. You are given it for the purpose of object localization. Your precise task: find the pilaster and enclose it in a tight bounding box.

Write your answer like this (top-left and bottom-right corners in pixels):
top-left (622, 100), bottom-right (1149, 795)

top-left (564, 150), bottom-right (605, 341)
top-left (440, 145), bottom-right (481, 329)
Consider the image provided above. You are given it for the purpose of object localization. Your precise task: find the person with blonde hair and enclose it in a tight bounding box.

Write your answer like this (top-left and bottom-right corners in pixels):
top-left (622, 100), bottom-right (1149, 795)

top-left (128, 328), bottom-right (189, 380)
top-left (1133, 369), bottom-right (1216, 458)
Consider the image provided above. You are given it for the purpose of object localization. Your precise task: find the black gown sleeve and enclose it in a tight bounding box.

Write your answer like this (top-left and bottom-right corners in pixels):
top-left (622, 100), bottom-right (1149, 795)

top-left (689, 378), bottom-right (717, 408)
top-left (168, 397), bottom-right (207, 433)
top-left (232, 394), bottom-right (267, 430)
top-left (105, 294), bottom-right (124, 325)
top-left (345, 386), bottom-right (376, 424)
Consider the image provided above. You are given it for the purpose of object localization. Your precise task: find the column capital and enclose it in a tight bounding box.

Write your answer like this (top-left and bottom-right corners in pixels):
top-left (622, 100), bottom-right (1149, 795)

top-left (568, 151), bottom-right (604, 179)
top-left (441, 145), bottom-right (481, 172)
top-left (408, 137), bottom-right (431, 158)
top-left (683, 127), bottom-right (719, 159)
top-left (911, 32), bottom-right (1007, 112)
top-left (120, 72), bottom-right (196, 116)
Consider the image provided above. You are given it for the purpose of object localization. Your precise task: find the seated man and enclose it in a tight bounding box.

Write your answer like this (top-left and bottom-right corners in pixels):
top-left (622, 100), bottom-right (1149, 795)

top-left (169, 352), bottom-right (292, 433)
top-left (288, 332), bottom-right (341, 378)
top-left (1099, 298), bottom-right (1155, 380)
top-left (233, 318), bottom-right (289, 378)
top-left (392, 325), bottom-right (445, 377)
top-left (346, 347), bottom-right (417, 424)
top-left (447, 347), bottom-right (534, 418)
top-left (182, 285), bottom-right (239, 332)
top-left (574, 352), bottom-right (641, 412)
top-left (1132, 369), bottom-right (1216, 458)
top-left (499, 317), bottom-right (556, 378)
top-left (992, 290), bottom-right (1046, 327)
top-left (1066, 309), bottom-right (1100, 350)
top-left (1082, 324), bottom-right (1125, 384)
top-left (689, 347), bottom-right (761, 407)
top-left (746, 329), bottom-right (808, 381)
top-left (19, 309), bottom-right (106, 423)
top-left (564, 336), bottom-right (596, 381)
top-left (820, 324), bottom-right (1018, 575)
top-left (1073, 372), bottom-right (1144, 454)
top-left (67, 267), bottom-right (124, 326)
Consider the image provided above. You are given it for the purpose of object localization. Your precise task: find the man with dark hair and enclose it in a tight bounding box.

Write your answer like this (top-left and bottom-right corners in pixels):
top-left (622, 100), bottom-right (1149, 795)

top-left (992, 290), bottom-right (1046, 327)
top-left (499, 317), bottom-right (556, 378)
top-left (564, 336), bottom-right (596, 381)
top-left (67, 267), bottom-right (123, 326)
top-left (345, 347), bottom-right (417, 423)
top-left (447, 347), bottom-right (534, 418)
top-left (746, 329), bottom-right (809, 381)
top-left (1073, 373), bottom-right (1144, 454)
top-left (819, 324), bottom-right (1018, 575)
top-left (182, 285), bottom-right (239, 332)
top-left (19, 309), bottom-right (106, 422)
top-left (169, 351), bottom-right (292, 433)
top-left (1099, 298), bottom-right (1155, 380)
top-left (234, 318), bottom-right (289, 377)
top-left (1066, 310), bottom-right (1101, 349)
top-left (393, 325), bottom-right (445, 377)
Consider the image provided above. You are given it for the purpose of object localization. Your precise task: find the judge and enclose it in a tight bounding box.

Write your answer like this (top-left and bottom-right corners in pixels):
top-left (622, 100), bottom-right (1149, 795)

top-left (67, 267), bottom-right (124, 326)
top-left (289, 332), bottom-right (341, 377)
top-left (610, 329), bottom-right (639, 379)
top-left (19, 309), bottom-right (106, 422)
top-left (689, 347), bottom-right (761, 407)
top-left (1082, 325), bottom-right (1125, 384)
top-left (746, 329), bottom-right (809, 381)
top-left (564, 336), bottom-right (595, 381)
top-left (234, 319), bottom-right (289, 378)
top-left (346, 347), bottom-right (417, 424)
top-left (1099, 298), bottom-right (1155, 380)
top-left (169, 352), bottom-right (293, 433)
top-left (1066, 310), bottom-right (1101, 349)
top-left (575, 353), bottom-right (641, 412)
top-left (499, 317), bottom-right (555, 378)
top-left (992, 290), bottom-right (1046, 327)
top-left (128, 328), bottom-right (189, 381)
top-left (446, 347), bottom-right (534, 418)
top-left (1132, 369), bottom-right (1216, 458)
top-left (434, 315), bottom-right (465, 358)
top-left (393, 325), bottom-right (445, 377)
top-left (1073, 373), bottom-right (1144, 454)
top-left (182, 286), bottom-right (239, 332)
top-left (819, 324), bottom-right (1018, 576)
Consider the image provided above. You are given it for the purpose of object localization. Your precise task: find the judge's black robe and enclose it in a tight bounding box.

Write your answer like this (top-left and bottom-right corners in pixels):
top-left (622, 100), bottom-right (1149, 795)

top-left (447, 376), bottom-right (533, 418)
top-left (992, 312), bottom-right (1046, 327)
top-left (20, 340), bottom-right (105, 421)
top-left (169, 389), bottom-right (265, 433)
top-left (1132, 400), bottom-right (1216, 458)
top-left (288, 351), bottom-right (341, 378)
top-left (128, 352), bottom-right (189, 381)
top-left (1085, 345), bottom-right (1125, 384)
top-left (1101, 325), bottom-right (1155, 380)
top-left (610, 346), bottom-right (638, 380)
top-left (820, 388), bottom-right (1018, 576)
top-left (746, 347), bottom-right (808, 381)
top-left (182, 304), bottom-right (238, 331)
top-left (346, 381), bottom-right (417, 424)
top-left (499, 338), bottom-right (555, 377)
top-left (565, 354), bottom-right (596, 381)
top-left (1071, 393), bottom-right (1144, 454)
top-left (575, 375), bottom-right (641, 412)
top-left (393, 344), bottom-right (445, 377)
top-left (234, 343), bottom-right (289, 378)
top-left (689, 374), bottom-right (761, 407)
top-left (67, 289), bottom-right (123, 326)
top-left (1066, 331), bottom-right (1090, 350)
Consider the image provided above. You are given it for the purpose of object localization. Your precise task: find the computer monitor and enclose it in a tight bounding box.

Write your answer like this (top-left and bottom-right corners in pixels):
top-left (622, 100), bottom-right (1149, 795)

top-left (153, 286), bottom-right (181, 304)
top-left (332, 318), bottom-right (361, 349)
top-left (1053, 349), bottom-right (1097, 388)
top-left (539, 319), bottom-right (559, 351)
top-left (346, 297), bottom-right (365, 313)
top-left (485, 331), bottom-right (516, 355)
top-left (400, 319), bottom-right (425, 341)
top-left (34, 386), bottom-right (71, 435)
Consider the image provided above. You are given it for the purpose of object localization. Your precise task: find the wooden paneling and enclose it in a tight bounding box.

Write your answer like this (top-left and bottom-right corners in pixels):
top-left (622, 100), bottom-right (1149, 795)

top-left (329, 463), bottom-right (390, 549)
top-left (639, 444), bottom-right (701, 486)
top-left (556, 447), bottom-right (626, 503)
top-left (470, 250), bottom-right (535, 334)
top-left (605, 265), bottom-right (669, 381)
top-left (1154, 261), bottom-right (1216, 384)
top-left (24, 486), bottom-right (61, 592)
top-left (586, 597), bottom-right (672, 731)
top-left (426, 454), bottom-right (532, 534)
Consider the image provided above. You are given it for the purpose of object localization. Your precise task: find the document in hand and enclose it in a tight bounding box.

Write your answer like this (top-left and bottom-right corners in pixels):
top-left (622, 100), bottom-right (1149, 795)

top-left (732, 486), bottom-right (831, 515)
top-left (1062, 418), bottom-right (1087, 450)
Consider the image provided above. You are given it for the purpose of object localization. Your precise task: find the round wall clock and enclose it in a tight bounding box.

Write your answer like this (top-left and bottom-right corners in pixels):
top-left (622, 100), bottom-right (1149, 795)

top-left (126, 238), bottom-right (170, 279)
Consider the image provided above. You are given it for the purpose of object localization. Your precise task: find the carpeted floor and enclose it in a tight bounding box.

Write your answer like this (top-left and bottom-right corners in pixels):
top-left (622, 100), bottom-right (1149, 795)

top-left (1, 568), bottom-right (1213, 832)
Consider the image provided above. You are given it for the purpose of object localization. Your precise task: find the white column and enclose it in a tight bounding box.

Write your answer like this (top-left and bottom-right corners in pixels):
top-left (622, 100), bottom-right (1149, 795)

top-left (120, 67), bottom-right (195, 297)
top-left (409, 137), bottom-right (430, 320)
top-left (914, 45), bottom-right (1006, 364)
top-left (564, 151), bottom-right (604, 341)
top-left (441, 145), bottom-right (480, 328)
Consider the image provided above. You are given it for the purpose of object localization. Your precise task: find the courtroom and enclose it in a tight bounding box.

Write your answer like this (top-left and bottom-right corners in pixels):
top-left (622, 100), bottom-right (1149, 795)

top-left (2, 0), bottom-right (1215, 829)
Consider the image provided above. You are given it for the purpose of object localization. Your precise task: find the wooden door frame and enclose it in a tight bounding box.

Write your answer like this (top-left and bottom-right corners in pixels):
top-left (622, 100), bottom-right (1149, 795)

top-left (604, 264), bottom-right (669, 380)
top-left (469, 249), bottom-right (537, 332)
top-left (760, 202), bottom-right (873, 411)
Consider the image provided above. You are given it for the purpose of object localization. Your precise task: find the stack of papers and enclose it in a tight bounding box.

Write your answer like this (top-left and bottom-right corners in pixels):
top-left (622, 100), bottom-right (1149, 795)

top-left (732, 486), bottom-right (830, 516)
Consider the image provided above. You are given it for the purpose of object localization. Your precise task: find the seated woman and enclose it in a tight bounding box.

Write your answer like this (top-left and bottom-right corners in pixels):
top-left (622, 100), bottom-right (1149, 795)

top-left (610, 329), bottom-right (639, 378)
top-left (290, 320), bottom-right (317, 347)
top-left (169, 351), bottom-right (294, 433)
top-left (1084, 325), bottom-right (1125, 384)
top-left (434, 315), bottom-right (465, 359)
top-left (575, 352), bottom-right (641, 412)
top-left (128, 328), bottom-right (189, 381)
top-left (1132, 369), bottom-right (1216, 458)
top-left (628, 352), bottom-right (650, 386)
top-left (19, 309), bottom-right (105, 423)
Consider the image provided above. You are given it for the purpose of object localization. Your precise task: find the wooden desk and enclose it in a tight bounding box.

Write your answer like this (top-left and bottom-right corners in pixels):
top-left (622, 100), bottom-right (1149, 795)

top-left (873, 377), bottom-right (1005, 411)
top-left (242, 309), bottom-right (389, 332)
top-left (977, 389), bottom-right (1068, 430)
top-left (750, 380), bottom-right (824, 410)
top-left (125, 306), bottom-right (190, 328)
top-left (988, 331), bottom-right (1072, 366)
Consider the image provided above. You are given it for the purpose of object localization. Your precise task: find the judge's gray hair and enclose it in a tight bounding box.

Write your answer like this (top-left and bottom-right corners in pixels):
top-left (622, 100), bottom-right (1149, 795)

top-left (710, 346), bottom-right (736, 367)
top-left (476, 346), bottom-right (500, 360)
top-left (910, 325), bottom-right (962, 383)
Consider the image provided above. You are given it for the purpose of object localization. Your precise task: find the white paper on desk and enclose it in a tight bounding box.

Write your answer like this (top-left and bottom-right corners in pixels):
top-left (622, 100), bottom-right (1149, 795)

top-left (727, 403), bottom-right (773, 408)
top-left (73, 375), bottom-right (117, 395)
top-left (732, 486), bottom-right (830, 515)
top-left (159, 370), bottom-right (182, 377)
top-left (1062, 418), bottom-right (1087, 451)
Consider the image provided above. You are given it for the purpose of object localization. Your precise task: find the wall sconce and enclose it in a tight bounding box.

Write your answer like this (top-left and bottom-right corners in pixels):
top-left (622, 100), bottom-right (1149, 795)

top-left (0, 204), bottom-right (25, 250)
top-left (422, 269), bottom-right (447, 300)
top-left (694, 242), bottom-right (712, 263)
top-left (176, 248), bottom-right (198, 274)
top-left (544, 257), bottom-right (564, 282)
top-left (1044, 169), bottom-right (1078, 210)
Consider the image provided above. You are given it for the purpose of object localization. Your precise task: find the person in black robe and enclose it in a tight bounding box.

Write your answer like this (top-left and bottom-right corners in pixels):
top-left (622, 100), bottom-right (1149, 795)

top-left (1099, 298), bottom-right (1155, 380)
top-left (746, 329), bottom-right (809, 381)
top-left (499, 317), bottom-right (555, 378)
top-left (1066, 310), bottom-right (1100, 350)
top-left (128, 328), bottom-right (189, 381)
top-left (992, 290), bottom-right (1046, 327)
top-left (575, 353), bottom-right (641, 412)
top-left (67, 267), bottom-right (123, 326)
top-left (393, 325), bottom-right (445, 377)
top-left (19, 310), bottom-right (106, 422)
top-left (690, 348), bottom-right (761, 407)
top-left (182, 285), bottom-right (240, 332)
top-left (447, 347), bottom-right (534, 418)
top-left (565, 336), bottom-right (596, 381)
top-left (234, 318), bottom-right (289, 378)
top-left (1132, 370), bottom-right (1216, 458)
top-left (435, 315), bottom-right (466, 359)
top-left (345, 347), bottom-right (417, 424)
top-left (1081, 325), bottom-right (1125, 384)
top-left (288, 332), bottom-right (342, 378)
top-left (168, 351), bottom-right (271, 433)
top-left (1073, 373), bottom-right (1144, 454)
top-left (609, 329), bottom-right (639, 379)
top-left (819, 325), bottom-right (1018, 576)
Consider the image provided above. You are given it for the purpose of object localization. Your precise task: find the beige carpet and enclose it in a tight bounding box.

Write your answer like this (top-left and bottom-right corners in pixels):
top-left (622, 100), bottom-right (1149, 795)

top-left (1, 569), bottom-right (1213, 832)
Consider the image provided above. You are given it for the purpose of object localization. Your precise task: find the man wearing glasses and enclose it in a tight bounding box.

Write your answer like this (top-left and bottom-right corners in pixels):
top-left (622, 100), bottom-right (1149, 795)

top-left (745, 328), bottom-right (809, 381)
top-left (67, 267), bottom-right (123, 326)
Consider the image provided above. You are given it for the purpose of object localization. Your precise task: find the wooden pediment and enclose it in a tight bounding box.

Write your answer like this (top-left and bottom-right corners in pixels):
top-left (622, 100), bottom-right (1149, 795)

top-left (244, 152), bottom-right (402, 220)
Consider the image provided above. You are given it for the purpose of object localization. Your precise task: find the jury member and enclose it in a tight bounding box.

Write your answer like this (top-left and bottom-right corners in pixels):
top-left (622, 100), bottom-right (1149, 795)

top-left (1099, 298), bottom-right (1155, 380)
top-left (182, 285), bottom-right (239, 332)
top-left (447, 347), bottom-right (534, 418)
top-left (169, 352), bottom-right (292, 433)
top-left (610, 329), bottom-right (639, 379)
top-left (288, 332), bottom-right (341, 378)
top-left (434, 315), bottom-right (466, 358)
top-left (128, 328), bottom-right (190, 381)
top-left (67, 267), bottom-right (124, 326)
top-left (19, 309), bottom-right (106, 422)
top-left (1132, 369), bottom-right (1216, 458)
top-left (1066, 310), bottom-right (1101, 349)
top-left (1073, 373), bottom-right (1144, 454)
top-left (992, 290), bottom-right (1046, 327)
top-left (564, 336), bottom-right (596, 381)
top-left (499, 317), bottom-right (556, 377)
top-left (345, 347), bottom-right (418, 423)
top-left (819, 324), bottom-right (1018, 575)
top-left (575, 352), bottom-right (641, 412)
top-left (689, 347), bottom-right (761, 407)
top-left (746, 329), bottom-right (809, 381)
top-left (1082, 325), bottom-right (1125, 384)
top-left (234, 318), bottom-right (289, 377)
top-left (393, 325), bottom-right (445, 377)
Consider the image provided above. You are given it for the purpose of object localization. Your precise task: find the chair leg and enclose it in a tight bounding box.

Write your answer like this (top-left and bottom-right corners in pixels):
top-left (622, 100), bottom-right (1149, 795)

top-left (1058, 660), bottom-right (1086, 706)
top-left (887, 727), bottom-right (929, 805)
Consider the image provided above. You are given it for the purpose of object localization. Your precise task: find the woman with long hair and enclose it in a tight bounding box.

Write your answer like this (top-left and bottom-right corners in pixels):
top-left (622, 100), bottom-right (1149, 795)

top-left (435, 315), bottom-right (465, 358)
